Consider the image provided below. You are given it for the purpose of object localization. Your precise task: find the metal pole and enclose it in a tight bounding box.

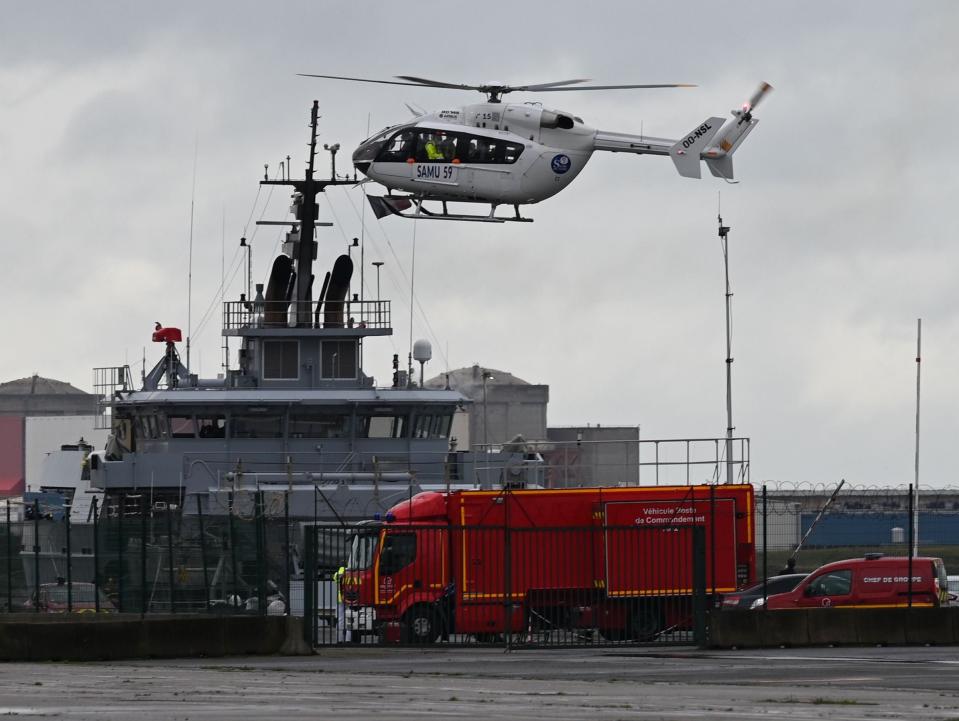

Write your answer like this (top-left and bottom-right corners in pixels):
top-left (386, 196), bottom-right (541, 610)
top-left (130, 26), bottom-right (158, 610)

top-left (913, 318), bottom-right (921, 558)
top-left (65, 502), bottom-right (72, 613)
top-left (483, 373), bottom-right (490, 448)
top-left (373, 262), bottom-right (384, 327)
top-left (229, 491), bottom-right (239, 607)
top-left (4, 502), bottom-right (10, 612)
top-left (284, 490), bottom-right (291, 616)
top-left (33, 499), bottom-right (40, 612)
top-left (256, 491), bottom-right (266, 614)
top-left (709, 485), bottom-right (716, 600)
top-left (141, 495), bottom-right (148, 615)
top-left (762, 485), bottom-right (768, 608)
top-left (907, 484), bottom-right (914, 610)
top-left (92, 497), bottom-right (100, 613)
top-left (303, 525), bottom-right (315, 647)
top-left (166, 504), bottom-right (176, 612)
top-left (718, 216), bottom-right (734, 485)
top-left (196, 494), bottom-right (210, 611)
top-left (117, 495), bottom-right (124, 612)
top-left (504, 488), bottom-right (511, 652)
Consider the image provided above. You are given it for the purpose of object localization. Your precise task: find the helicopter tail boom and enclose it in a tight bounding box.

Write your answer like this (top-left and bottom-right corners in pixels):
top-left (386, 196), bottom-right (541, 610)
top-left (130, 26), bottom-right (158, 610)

top-left (593, 82), bottom-right (770, 180)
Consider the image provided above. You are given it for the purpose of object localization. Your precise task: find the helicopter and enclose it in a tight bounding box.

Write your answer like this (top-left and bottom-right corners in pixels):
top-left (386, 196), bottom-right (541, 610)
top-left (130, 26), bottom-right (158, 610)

top-left (300, 74), bottom-right (772, 223)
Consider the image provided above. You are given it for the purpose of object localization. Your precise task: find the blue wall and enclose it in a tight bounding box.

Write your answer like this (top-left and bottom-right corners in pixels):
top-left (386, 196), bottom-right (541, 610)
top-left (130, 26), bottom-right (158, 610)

top-left (800, 513), bottom-right (959, 547)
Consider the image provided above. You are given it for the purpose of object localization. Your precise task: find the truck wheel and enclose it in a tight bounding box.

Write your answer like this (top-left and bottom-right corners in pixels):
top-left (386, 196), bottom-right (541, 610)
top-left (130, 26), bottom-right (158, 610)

top-left (629, 604), bottom-right (664, 641)
top-left (598, 627), bottom-right (627, 642)
top-left (403, 605), bottom-right (439, 644)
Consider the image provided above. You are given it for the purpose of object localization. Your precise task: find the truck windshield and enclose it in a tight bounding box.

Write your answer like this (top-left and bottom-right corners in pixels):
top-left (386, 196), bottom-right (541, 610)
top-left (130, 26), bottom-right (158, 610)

top-left (348, 532), bottom-right (379, 570)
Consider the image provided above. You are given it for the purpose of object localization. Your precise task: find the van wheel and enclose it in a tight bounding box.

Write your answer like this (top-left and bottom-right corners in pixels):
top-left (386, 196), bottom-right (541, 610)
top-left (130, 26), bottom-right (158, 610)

top-left (403, 605), bottom-right (439, 644)
top-left (628, 603), bottom-right (664, 641)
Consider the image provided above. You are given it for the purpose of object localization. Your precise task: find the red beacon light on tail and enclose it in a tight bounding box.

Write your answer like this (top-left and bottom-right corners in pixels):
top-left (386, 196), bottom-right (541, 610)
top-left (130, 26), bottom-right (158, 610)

top-left (152, 323), bottom-right (182, 344)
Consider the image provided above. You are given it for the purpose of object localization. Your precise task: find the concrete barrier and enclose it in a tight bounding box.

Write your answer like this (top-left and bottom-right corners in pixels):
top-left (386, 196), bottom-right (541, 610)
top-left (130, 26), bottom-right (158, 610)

top-left (709, 607), bottom-right (959, 648)
top-left (0, 614), bottom-right (311, 661)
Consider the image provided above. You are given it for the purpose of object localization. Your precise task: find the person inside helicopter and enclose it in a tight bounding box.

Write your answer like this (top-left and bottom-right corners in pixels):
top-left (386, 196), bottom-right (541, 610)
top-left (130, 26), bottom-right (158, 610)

top-left (417, 131), bottom-right (457, 162)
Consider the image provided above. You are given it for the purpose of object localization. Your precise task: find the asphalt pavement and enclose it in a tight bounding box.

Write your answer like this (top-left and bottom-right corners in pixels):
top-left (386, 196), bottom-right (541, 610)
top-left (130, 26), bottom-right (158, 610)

top-left (3, 645), bottom-right (959, 719)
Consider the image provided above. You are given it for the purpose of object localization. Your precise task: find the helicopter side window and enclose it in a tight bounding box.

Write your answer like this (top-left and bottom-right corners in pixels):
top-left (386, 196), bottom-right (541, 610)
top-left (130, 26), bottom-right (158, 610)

top-left (463, 135), bottom-right (524, 164)
top-left (377, 130), bottom-right (416, 163)
top-left (414, 130), bottom-right (457, 163)
top-left (502, 142), bottom-right (523, 163)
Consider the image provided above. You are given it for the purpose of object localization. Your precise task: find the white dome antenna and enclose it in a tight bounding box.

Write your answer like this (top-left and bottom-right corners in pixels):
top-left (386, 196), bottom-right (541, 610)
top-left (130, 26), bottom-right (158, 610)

top-left (413, 339), bottom-right (432, 387)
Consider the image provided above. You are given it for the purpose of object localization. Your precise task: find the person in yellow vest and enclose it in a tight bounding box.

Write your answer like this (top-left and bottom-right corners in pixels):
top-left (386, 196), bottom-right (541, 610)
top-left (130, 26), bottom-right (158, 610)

top-left (424, 136), bottom-right (445, 161)
top-left (334, 565), bottom-right (347, 642)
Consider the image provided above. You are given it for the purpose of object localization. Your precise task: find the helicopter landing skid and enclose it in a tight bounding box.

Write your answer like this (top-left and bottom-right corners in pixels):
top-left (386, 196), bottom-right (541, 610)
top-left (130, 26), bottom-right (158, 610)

top-left (367, 195), bottom-right (533, 223)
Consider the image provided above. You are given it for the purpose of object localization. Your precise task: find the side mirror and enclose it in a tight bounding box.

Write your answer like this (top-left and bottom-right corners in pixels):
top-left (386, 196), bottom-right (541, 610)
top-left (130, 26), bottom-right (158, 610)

top-left (803, 585), bottom-right (814, 597)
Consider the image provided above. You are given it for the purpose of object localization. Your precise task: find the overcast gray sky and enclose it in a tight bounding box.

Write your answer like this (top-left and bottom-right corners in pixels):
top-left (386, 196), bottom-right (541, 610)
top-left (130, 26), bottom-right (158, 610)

top-left (1, 1), bottom-right (956, 486)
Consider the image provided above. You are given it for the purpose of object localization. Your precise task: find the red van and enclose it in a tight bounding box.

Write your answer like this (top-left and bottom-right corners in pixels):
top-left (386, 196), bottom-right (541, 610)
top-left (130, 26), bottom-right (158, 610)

top-left (765, 554), bottom-right (948, 610)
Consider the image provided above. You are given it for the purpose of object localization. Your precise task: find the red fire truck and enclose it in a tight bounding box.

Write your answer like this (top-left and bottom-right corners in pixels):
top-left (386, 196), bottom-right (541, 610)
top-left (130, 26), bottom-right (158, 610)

top-left (343, 484), bottom-right (754, 642)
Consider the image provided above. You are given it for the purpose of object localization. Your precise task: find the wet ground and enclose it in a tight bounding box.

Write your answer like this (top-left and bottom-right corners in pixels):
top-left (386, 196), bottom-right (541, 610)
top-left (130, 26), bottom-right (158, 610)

top-left (3, 645), bottom-right (959, 719)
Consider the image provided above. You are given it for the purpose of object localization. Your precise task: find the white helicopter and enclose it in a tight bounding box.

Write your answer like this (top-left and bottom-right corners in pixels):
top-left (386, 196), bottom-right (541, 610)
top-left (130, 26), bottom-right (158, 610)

top-left (301, 74), bottom-right (772, 223)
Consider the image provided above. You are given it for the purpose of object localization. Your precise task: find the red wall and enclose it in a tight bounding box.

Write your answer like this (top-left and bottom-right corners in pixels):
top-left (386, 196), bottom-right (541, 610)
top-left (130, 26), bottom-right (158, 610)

top-left (0, 416), bottom-right (24, 495)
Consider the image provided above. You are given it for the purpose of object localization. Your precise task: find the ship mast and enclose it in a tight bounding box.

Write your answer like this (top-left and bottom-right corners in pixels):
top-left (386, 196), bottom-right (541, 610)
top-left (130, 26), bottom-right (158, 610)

top-left (260, 101), bottom-right (355, 326)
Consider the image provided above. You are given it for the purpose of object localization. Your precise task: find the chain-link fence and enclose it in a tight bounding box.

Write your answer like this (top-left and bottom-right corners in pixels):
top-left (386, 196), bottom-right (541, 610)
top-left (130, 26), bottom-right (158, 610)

top-left (755, 483), bottom-right (949, 574)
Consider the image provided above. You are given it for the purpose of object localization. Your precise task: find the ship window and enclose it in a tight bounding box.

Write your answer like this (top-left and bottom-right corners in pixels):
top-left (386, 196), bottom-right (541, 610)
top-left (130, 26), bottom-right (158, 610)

top-left (376, 129), bottom-right (416, 163)
top-left (169, 416), bottom-right (196, 439)
top-left (433, 414), bottom-right (452, 439)
top-left (197, 416), bottom-right (225, 438)
top-left (414, 414), bottom-right (435, 439)
top-left (134, 417), bottom-right (147, 441)
top-left (263, 340), bottom-right (299, 380)
top-left (230, 415), bottom-right (284, 439)
top-left (413, 414), bottom-right (453, 439)
top-left (379, 533), bottom-right (416, 576)
top-left (145, 415), bottom-right (159, 440)
top-left (289, 412), bottom-right (348, 439)
top-left (361, 415), bottom-right (407, 439)
top-left (321, 340), bottom-right (357, 379)
top-left (414, 130), bottom-right (458, 163)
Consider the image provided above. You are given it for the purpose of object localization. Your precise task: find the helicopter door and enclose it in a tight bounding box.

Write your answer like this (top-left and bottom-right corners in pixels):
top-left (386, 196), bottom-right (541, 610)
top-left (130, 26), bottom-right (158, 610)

top-left (374, 129), bottom-right (417, 180)
top-left (462, 135), bottom-right (510, 201)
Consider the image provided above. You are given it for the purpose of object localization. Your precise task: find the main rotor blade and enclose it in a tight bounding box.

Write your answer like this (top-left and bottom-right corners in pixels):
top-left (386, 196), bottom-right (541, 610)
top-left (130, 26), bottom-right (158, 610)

top-left (298, 73), bottom-right (436, 88)
top-left (395, 75), bottom-right (481, 91)
top-left (512, 79), bottom-right (592, 91)
top-left (531, 83), bottom-right (697, 92)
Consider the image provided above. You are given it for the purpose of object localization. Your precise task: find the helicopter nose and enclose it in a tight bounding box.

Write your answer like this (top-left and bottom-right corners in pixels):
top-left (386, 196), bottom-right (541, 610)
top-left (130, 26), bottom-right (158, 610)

top-left (354, 161), bottom-right (371, 175)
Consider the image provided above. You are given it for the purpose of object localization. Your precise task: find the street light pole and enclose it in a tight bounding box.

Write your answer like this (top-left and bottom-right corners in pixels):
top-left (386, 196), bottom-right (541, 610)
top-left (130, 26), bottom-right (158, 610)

top-left (482, 370), bottom-right (494, 449)
top-left (718, 215), bottom-right (734, 485)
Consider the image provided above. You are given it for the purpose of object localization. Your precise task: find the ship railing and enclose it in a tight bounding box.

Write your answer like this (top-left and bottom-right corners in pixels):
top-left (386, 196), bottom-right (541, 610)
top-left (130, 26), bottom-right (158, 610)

top-left (92, 365), bottom-right (135, 430)
top-left (222, 299), bottom-right (390, 331)
top-left (472, 436), bottom-right (751, 488)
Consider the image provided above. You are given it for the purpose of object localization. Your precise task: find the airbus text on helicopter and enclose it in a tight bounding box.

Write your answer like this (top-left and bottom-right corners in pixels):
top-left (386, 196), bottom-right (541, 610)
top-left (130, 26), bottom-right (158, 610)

top-left (300, 74), bottom-right (772, 223)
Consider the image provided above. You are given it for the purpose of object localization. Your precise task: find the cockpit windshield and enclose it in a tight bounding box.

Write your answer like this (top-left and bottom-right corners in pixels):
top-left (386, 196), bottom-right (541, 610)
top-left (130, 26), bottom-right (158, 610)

top-left (347, 531), bottom-right (380, 570)
top-left (353, 124), bottom-right (415, 163)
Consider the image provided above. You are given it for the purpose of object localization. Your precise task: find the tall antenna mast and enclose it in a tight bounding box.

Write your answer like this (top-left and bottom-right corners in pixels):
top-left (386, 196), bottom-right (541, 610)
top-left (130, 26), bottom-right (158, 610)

top-left (718, 212), bottom-right (734, 484)
top-left (186, 135), bottom-right (198, 370)
top-left (259, 101), bottom-right (354, 326)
